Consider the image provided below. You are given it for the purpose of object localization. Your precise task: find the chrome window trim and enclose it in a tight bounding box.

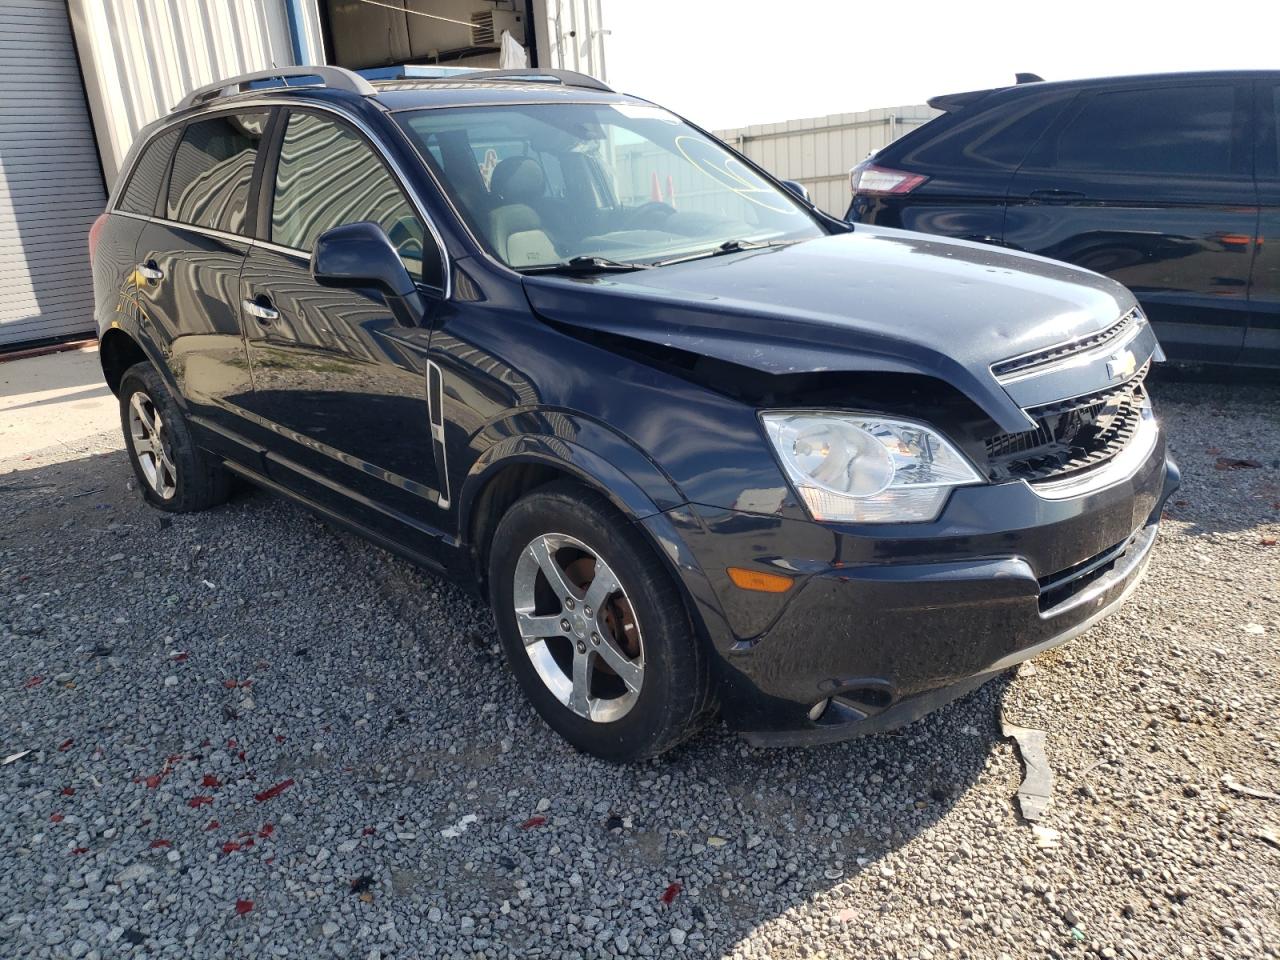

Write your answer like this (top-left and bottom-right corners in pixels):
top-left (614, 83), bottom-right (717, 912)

top-left (993, 310), bottom-right (1147, 385)
top-left (113, 97), bottom-right (451, 299)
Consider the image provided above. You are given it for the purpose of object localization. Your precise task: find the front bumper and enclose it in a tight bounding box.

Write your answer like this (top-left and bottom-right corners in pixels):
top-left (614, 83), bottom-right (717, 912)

top-left (644, 430), bottom-right (1180, 745)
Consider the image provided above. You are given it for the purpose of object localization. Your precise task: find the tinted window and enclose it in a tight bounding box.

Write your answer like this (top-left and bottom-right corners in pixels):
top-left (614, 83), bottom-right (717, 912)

top-left (167, 112), bottom-right (268, 234)
top-left (271, 111), bottom-right (437, 286)
top-left (119, 128), bottom-right (180, 216)
top-left (1038, 85), bottom-right (1236, 176)
top-left (908, 93), bottom-right (1069, 170)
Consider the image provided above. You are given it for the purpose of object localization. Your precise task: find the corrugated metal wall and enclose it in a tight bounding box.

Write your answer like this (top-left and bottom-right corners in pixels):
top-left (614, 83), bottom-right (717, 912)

top-left (68, 0), bottom-right (308, 188)
top-left (0, 0), bottom-right (106, 347)
top-left (532, 0), bottom-right (607, 78)
top-left (716, 105), bottom-right (940, 216)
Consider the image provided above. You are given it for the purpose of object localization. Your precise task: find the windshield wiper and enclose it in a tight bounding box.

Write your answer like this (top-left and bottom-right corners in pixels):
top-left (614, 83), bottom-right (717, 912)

top-left (651, 238), bottom-right (800, 268)
top-left (520, 256), bottom-right (652, 275)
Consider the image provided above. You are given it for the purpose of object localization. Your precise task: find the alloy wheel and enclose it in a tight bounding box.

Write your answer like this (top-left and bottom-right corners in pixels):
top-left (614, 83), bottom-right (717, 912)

top-left (512, 532), bottom-right (644, 722)
top-left (128, 391), bottom-right (177, 499)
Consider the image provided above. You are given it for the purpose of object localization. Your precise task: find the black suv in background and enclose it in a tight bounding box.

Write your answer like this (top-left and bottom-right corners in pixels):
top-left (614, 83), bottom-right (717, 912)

top-left (91, 66), bottom-right (1178, 761)
top-left (847, 71), bottom-right (1280, 369)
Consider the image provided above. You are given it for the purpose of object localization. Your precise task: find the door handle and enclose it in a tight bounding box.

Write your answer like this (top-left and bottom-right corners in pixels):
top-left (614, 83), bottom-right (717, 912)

top-left (242, 298), bottom-right (279, 324)
top-left (1028, 189), bottom-right (1086, 205)
top-left (136, 261), bottom-right (163, 282)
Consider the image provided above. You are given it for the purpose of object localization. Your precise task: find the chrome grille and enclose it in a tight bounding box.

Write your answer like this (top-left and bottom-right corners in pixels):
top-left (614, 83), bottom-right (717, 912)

top-left (986, 364), bottom-right (1149, 483)
top-left (992, 309), bottom-right (1142, 380)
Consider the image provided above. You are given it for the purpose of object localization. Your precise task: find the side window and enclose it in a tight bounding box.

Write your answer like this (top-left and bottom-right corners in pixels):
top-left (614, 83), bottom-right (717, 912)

top-left (167, 112), bottom-right (268, 234)
top-left (271, 111), bottom-right (440, 287)
top-left (119, 128), bottom-right (180, 216)
top-left (1034, 86), bottom-right (1236, 176)
top-left (907, 93), bottom-right (1070, 170)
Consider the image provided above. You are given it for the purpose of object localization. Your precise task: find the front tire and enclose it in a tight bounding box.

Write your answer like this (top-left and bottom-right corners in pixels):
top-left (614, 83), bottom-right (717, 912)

top-left (119, 362), bottom-right (231, 513)
top-left (488, 482), bottom-right (713, 762)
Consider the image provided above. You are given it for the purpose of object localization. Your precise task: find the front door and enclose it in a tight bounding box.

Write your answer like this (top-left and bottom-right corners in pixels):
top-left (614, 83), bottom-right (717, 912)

top-left (236, 107), bottom-right (448, 543)
top-left (1004, 80), bottom-right (1257, 364)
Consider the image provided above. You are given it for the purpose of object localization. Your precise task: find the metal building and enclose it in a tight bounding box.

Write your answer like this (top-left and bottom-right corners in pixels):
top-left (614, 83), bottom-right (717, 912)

top-left (0, 0), bottom-right (607, 348)
top-left (716, 105), bottom-right (939, 217)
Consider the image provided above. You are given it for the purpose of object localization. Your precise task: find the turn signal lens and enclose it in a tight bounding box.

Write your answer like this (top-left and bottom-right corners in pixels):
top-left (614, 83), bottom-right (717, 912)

top-left (727, 567), bottom-right (794, 594)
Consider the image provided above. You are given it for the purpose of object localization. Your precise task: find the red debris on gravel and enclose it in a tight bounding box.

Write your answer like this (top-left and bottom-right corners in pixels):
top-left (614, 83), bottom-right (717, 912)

top-left (206, 820), bottom-right (221, 831)
top-left (660, 882), bottom-right (683, 905)
top-left (201, 774), bottom-right (222, 788)
top-left (223, 679), bottom-right (252, 689)
top-left (187, 795), bottom-right (214, 809)
top-left (57, 739), bottom-right (74, 752)
top-left (234, 900), bottom-right (254, 916)
top-left (258, 823), bottom-right (275, 838)
top-left (50, 813), bottom-right (64, 823)
top-left (254, 779), bottom-right (294, 803)
top-left (274, 735), bottom-right (286, 743)
top-left (149, 839), bottom-right (171, 849)
top-left (362, 826), bottom-right (376, 836)
top-left (143, 774), bottom-right (164, 789)
top-left (61, 787), bottom-right (75, 796)
top-left (70, 847), bottom-right (88, 855)
top-left (23, 676), bottom-right (43, 689)
top-left (222, 841), bottom-right (243, 854)
top-left (520, 815), bottom-right (547, 830)
top-left (170, 652), bottom-right (189, 663)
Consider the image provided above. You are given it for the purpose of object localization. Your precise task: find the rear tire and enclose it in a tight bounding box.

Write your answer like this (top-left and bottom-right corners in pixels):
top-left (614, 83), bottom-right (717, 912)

top-left (488, 481), bottom-right (713, 762)
top-left (119, 361), bottom-right (231, 513)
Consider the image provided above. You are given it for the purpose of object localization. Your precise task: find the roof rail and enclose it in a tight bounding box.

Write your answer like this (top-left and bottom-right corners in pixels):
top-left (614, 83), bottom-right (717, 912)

top-left (458, 67), bottom-right (614, 93)
top-left (173, 65), bottom-right (375, 112)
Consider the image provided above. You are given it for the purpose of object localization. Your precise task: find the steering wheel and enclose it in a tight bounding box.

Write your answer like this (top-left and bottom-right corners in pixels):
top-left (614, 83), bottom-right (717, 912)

top-left (625, 201), bottom-right (677, 230)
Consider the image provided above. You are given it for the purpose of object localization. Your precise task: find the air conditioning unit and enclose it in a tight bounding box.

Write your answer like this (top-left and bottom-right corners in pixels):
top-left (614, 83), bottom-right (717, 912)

top-left (471, 10), bottom-right (524, 47)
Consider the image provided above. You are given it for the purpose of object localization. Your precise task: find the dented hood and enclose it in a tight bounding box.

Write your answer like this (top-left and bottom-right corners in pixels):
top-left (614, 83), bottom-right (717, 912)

top-left (521, 226), bottom-right (1143, 433)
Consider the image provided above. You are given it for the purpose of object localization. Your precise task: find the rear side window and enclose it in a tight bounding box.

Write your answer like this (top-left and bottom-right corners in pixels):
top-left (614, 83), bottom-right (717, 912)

top-left (270, 110), bottom-right (440, 287)
top-left (119, 128), bottom-right (180, 216)
top-left (1031, 85), bottom-right (1237, 177)
top-left (906, 93), bottom-right (1070, 170)
top-left (167, 111), bottom-right (269, 234)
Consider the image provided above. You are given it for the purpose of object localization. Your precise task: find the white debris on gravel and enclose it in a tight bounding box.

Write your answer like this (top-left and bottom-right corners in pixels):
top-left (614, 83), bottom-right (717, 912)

top-left (0, 375), bottom-right (1277, 959)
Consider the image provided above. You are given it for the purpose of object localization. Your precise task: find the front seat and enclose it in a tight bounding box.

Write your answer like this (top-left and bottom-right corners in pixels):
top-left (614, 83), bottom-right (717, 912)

top-left (487, 157), bottom-right (558, 266)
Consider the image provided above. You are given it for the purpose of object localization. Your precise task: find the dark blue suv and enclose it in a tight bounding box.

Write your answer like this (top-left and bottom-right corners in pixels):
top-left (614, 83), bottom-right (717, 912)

top-left (90, 66), bottom-right (1179, 760)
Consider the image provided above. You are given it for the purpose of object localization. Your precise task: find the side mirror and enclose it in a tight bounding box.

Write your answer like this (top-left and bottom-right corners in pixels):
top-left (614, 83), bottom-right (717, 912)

top-left (780, 179), bottom-right (811, 204)
top-left (311, 222), bottom-right (416, 297)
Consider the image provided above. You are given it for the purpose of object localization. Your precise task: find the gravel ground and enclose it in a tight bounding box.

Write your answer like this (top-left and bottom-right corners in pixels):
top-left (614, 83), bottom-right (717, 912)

top-left (1, 374), bottom-right (1277, 960)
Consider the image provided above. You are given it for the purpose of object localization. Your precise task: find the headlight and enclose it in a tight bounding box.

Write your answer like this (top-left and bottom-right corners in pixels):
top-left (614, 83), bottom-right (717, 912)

top-left (762, 412), bottom-right (982, 523)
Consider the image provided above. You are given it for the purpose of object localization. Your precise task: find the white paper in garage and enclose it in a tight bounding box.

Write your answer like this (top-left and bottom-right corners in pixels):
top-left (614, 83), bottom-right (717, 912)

top-left (499, 31), bottom-right (529, 68)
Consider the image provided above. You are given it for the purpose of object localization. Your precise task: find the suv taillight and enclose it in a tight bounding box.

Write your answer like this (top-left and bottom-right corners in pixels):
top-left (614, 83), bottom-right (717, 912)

top-left (850, 162), bottom-right (928, 197)
top-left (88, 212), bottom-right (108, 265)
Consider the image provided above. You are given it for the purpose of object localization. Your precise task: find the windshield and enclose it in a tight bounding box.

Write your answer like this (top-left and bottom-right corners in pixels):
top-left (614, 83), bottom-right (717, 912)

top-left (395, 102), bottom-right (825, 270)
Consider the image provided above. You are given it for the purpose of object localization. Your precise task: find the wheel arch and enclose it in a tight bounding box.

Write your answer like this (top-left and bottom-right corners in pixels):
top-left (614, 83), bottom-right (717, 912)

top-left (459, 431), bottom-right (685, 601)
top-left (99, 326), bottom-right (149, 395)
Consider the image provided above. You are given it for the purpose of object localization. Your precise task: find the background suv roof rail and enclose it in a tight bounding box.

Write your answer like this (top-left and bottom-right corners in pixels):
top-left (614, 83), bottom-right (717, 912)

top-left (173, 65), bottom-right (375, 112)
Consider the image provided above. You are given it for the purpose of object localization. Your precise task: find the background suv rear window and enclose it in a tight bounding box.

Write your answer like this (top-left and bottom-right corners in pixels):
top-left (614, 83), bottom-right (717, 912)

top-left (166, 111), bottom-right (268, 234)
top-left (118, 127), bottom-right (180, 216)
top-left (1030, 85), bottom-right (1237, 177)
top-left (906, 93), bottom-right (1070, 170)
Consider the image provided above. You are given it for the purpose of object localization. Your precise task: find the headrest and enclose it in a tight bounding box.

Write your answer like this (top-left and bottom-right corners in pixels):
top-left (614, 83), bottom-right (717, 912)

top-left (490, 156), bottom-right (546, 204)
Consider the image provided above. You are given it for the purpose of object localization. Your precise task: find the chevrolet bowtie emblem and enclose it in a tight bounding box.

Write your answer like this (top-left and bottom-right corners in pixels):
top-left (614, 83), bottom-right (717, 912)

top-left (1106, 348), bottom-right (1136, 381)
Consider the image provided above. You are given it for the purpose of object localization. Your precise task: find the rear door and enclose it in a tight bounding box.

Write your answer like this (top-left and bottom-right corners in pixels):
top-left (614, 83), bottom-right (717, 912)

top-left (134, 110), bottom-right (270, 459)
top-left (236, 106), bottom-right (449, 544)
top-left (1248, 79), bottom-right (1280, 367)
top-left (1004, 80), bottom-right (1256, 364)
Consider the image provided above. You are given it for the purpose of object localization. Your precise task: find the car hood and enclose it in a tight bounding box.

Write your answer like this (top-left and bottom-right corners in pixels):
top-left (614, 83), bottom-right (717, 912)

top-left (521, 226), bottom-right (1146, 433)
